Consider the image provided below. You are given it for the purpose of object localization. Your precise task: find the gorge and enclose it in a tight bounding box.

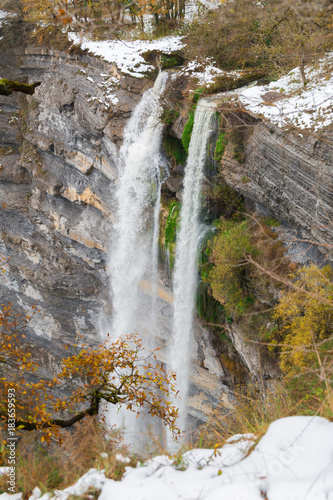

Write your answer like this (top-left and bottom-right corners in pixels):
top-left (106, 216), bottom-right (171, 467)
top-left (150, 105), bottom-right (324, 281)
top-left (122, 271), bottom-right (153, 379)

top-left (0, 23), bottom-right (333, 445)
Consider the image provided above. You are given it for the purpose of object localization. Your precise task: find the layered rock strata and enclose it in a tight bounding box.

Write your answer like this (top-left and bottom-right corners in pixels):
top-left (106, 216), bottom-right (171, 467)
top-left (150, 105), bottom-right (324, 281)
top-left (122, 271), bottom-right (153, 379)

top-left (0, 45), bottom-right (232, 421)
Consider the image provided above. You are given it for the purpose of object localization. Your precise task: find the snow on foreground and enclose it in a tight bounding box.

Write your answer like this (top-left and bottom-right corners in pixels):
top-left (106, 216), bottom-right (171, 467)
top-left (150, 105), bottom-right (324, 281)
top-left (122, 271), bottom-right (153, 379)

top-left (2, 416), bottom-right (333, 500)
top-left (238, 55), bottom-right (333, 131)
top-left (68, 33), bottom-right (184, 78)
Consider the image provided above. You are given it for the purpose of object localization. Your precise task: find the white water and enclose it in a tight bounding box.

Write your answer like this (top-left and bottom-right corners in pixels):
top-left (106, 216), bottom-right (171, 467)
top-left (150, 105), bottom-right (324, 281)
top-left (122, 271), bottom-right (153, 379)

top-left (110, 71), bottom-right (168, 340)
top-left (107, 72), bottom-right (168, 440)
top-left (170, 99), bottom-right (216, 437)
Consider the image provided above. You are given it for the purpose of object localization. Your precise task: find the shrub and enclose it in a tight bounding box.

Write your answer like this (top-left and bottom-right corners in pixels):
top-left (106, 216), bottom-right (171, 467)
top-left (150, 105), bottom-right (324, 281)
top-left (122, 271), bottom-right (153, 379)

top-left (273, 264), bottom-right (333, 377)
top-left (185, 0), bottom-right (333, 78)
top-left (207, 214), bottom-right (289, 318)
top-left (0, 417), bottom-right (135, 495)
top-left (209, 219), bottom-right (255, 316)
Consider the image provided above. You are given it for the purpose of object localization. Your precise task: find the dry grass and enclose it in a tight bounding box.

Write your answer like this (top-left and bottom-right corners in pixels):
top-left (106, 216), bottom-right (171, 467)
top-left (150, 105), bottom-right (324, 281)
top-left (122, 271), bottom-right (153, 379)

top-left (197, 382), bottom-right (295, 449)
top-left (0, 417), bottom-right (138, 496)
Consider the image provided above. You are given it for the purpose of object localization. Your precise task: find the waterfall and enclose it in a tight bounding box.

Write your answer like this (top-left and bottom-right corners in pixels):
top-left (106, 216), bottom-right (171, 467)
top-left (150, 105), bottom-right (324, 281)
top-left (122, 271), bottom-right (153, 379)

top-left (110, 71), bottom-right (168, 339)
top-left (107, 71), bottom-right (168, 441)
top-left (170, 99), bottom-right (216, 437)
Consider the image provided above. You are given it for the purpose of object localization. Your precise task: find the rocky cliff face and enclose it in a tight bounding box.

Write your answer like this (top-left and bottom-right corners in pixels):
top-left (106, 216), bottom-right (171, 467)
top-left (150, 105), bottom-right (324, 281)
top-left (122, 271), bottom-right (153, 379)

top-left (222, 120), bottom-right (333, 253)
top-left (2, 37), bottom-right (332, 425)
top-left (169, 92), bottom-right (333, 381)
top-left (0, 45), bottom-right (233, 422)
top-left (0, 46), bottom-right (145, 353)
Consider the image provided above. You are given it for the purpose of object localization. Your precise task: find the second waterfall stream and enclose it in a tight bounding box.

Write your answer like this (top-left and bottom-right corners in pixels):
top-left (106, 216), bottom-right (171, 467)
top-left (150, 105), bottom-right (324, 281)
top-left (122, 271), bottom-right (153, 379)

top-left (170, 98), bottom-right (216, 440)
top-left (107, 70), bottom-right (216, 445)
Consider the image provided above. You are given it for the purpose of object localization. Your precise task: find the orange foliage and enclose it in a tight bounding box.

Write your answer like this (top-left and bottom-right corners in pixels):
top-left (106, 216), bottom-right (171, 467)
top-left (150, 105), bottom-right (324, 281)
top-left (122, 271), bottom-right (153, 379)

top-left (0, 304), bottom-right (179, 447)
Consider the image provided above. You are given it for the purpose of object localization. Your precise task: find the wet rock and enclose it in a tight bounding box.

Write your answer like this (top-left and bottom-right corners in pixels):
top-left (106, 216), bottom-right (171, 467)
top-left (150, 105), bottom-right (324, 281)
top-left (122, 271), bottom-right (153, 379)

top-left (165, 175), bottom-right (183, 193)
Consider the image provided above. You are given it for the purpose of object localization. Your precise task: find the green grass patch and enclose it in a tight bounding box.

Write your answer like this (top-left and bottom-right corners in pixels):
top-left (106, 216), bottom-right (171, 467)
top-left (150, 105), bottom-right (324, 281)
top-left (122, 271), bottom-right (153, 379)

top-left (214, 132), bottom-right (228, 161)
top-left (182, 111), bottom-right (195, 153)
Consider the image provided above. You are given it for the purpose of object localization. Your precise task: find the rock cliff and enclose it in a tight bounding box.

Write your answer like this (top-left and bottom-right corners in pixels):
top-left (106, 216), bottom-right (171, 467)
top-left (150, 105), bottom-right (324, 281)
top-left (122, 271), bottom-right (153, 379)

top-left (0, 45), bottom-right (233, 423)
top-left (0, 45), bottom-right (149, 373)
top-left (221, 120), bottom-right (333, 252)
top-left (2, 35), bottom-right (332, 425)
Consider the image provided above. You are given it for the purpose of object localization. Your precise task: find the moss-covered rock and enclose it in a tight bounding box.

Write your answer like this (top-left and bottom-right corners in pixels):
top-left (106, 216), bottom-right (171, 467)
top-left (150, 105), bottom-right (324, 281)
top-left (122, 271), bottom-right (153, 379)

top-left (214, 132), bottom-right (228, 161)
top-left (0, 79), bottom-right (41, 96)
top-left (163, 134), bottom-right (187, 166)
top-left (161, 53), bottom-right (184, 69)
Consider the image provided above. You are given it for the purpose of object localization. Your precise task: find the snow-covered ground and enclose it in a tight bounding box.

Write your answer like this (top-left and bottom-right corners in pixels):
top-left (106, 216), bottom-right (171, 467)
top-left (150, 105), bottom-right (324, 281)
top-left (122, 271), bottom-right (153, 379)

top-left (238, 56), bottom-right (333, 131)
top-left (69, 30), bottom-right (333, 132)
top-left (2, 416), bottom-right (332, 500)
top-left (0, 9), bottom-right (9, 29)
top-left (178, 58), bottom-right (242, 86)
top-left (68, 33), bottom-right (184, 78)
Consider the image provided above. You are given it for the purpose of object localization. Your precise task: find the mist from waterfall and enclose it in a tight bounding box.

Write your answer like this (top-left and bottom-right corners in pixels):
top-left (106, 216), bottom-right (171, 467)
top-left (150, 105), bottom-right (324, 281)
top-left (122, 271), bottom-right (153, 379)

top-left (107, 71), bottom-right (168, 439)
top-left (170, 99), bottom-right (216, 437)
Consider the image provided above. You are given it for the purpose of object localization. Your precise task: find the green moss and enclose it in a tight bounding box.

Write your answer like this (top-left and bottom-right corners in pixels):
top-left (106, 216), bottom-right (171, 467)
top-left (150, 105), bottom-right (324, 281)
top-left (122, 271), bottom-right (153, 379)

top-left (192, 87), bottom-right (204, 104)
top-left (164, 201), bottom-right (181, 268)
top-left (161, 108), bottom-right (179, 127)
top-left (208, 219), bottom-right (256, 317)
top-left (182, 111), bottom-right (195, 153)
top-left (161, 53), bottom-right (184, 69)
top-left (263, 216), bottom-right (281, 227)
top-left (163, 135), bottom-right (187, 165)
top-left (182, 88), bottom-right (209, 153)
top-left (214, 132), bottom-right (228, 161)
top-left (196, 281), bottom-right (226, 323)
top-left (0, 79), bottom-right (40, 96)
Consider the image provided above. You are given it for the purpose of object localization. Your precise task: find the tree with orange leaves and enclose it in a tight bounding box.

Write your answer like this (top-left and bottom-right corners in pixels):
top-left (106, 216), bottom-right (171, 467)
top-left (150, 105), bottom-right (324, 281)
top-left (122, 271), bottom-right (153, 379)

top-left (0, 301), bottom-right (179, 446)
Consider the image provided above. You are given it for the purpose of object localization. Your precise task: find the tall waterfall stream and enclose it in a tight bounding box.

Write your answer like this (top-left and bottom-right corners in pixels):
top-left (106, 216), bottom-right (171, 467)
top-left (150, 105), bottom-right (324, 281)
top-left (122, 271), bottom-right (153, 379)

top-left (170, 99), bottom-right (216, 438)
top-left (107, 73), bottom-right (216, 446)
top-left (110, 71), bottom-right (168, 341)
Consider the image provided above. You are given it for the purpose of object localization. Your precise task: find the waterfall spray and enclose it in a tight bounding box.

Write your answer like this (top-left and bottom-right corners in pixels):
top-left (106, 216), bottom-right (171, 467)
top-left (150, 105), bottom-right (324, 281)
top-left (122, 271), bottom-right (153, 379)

top-left (170, 99), bottom-right (216, 437)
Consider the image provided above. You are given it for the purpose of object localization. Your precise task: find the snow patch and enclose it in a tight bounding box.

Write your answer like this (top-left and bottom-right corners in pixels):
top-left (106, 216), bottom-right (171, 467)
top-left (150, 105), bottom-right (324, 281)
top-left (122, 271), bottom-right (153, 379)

top-left (98, 416), bottom-right (333, 500)
top-left (237, 56), bottom-right (333, 131)
top-left (178, 58), bottom-right (243, 87)
top-left (68, 34), bottom-right (184, 78)
top-left (2, 417), bottom-right (332, 500)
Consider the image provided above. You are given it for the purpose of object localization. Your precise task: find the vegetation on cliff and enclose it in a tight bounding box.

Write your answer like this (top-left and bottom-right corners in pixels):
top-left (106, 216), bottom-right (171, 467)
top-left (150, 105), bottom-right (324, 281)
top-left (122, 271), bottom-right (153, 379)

top-left (0, 301), bottom-right (179, 452)
top-left (200, 209), bottom-right (333, 417)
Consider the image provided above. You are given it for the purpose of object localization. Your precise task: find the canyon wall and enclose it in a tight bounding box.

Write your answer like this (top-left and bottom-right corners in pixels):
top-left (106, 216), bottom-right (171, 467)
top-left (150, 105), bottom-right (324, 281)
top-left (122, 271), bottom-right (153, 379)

top-left (0, 45), bottom-right (233, 423)
top-left (1, 37), bottom-right (332, 424)
top-left (222, 120), bottom-right (333, 251)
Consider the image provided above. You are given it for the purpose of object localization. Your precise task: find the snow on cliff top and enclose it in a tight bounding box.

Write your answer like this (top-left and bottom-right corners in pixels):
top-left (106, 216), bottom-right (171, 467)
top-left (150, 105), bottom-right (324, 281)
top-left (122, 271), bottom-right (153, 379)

top-left (2, 416), bottom-right (332, 500)
top-left (68, 33), bottom-right (184, 78)
top-left (238, 55), bottom-right (333, 131)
